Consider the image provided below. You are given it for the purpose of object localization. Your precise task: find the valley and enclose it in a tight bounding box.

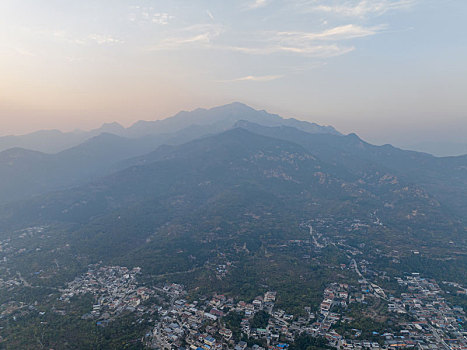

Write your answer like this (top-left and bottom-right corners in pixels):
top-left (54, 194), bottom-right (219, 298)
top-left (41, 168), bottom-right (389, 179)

top-left (0, 104), bottom-right (466, 349)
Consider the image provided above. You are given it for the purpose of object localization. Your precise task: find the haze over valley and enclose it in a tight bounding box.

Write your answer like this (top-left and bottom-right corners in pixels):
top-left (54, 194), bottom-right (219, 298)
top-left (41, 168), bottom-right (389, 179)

top-left (1, 1), bottom-right (466, 349)
top-left (0, 102), bottom-right (466, 349)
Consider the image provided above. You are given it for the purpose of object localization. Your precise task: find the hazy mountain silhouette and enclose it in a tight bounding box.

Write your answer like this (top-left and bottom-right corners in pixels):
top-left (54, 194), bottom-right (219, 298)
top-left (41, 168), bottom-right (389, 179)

top-left (0, 103), bottom-right (339, 153)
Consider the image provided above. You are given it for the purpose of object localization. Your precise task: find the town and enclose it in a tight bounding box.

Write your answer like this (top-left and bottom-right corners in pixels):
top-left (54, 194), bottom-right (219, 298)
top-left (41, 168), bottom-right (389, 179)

top-left (58, 263), bottom-right (467, 350)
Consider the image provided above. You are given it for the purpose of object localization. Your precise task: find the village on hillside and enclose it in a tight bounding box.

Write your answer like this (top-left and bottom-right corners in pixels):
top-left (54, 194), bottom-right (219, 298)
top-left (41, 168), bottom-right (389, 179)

top-left (57, 264), bottom-right (467, 350)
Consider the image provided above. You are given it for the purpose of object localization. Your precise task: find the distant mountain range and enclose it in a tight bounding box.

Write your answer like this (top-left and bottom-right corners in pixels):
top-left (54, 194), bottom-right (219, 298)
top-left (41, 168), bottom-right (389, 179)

top-left (0, 122), bottom-right (127, 154)
top-left (0, 101), bottom-right (465, 325)
top-left (0, 102), bottom-right (339, 154)
top-left (0, 102), bottom-right (465, 349)
top-left (1, 123), bottom-right (465, 267)
top-left (0, 103), bottom-right (464, 248)
top-left (0, 103), bottom-right (340, 203)
top-left (0, 104), bottom-right (466, 220)
top-left (401, 141), bottom-right (467, 157)
top-left (0, 103), bottom-right (464, 230)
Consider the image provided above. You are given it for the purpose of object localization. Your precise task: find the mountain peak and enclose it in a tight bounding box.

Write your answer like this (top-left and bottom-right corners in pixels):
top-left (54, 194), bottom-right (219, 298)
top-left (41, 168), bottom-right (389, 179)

top-left (126, 102), bottom-right (339, 138)
top-left (0, 103), bottom-right (340, 154)
top-left (0, 147), bottom-right (47, 162)
top-left (97, 122), bottom-right (125, 134)
top-left (218, 101), bottom-right (255, 111)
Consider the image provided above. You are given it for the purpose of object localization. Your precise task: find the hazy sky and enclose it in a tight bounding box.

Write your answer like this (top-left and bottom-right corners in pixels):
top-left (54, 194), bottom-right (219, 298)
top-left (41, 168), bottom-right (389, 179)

top-left (0, 0), bottom-right (466, 145)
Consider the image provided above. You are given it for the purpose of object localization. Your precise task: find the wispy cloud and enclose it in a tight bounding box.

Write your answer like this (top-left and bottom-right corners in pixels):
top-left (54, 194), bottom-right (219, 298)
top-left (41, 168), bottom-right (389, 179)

top-left (221, 24), bottom-right (379, 57)
top-left (219, 74), bottom-right (283, 82)
top-left (148, 24), bottom-right (223, 50)
top-left (152, 13), bottom-right (174, 25)
top-left (247, 0), bottom-right (269, 9)
top-left (146, 23), bottom-right (355, 58)
top-left (206, 10), bottom-right (214, 20)
top-left (226, 44), bottom-right (354, 57)
top-left (87, 34), bottom-right (124, 45)
top-left (128, 6), bottom-right (174, 25)
top-left (275, 24), bottom-right (384, 42)
top-left (307, 0), bottom-right (416, 18)
top-left (49, 30), bottom-right (124, 46)
top-left (140, 4), bottom-right (389, 60)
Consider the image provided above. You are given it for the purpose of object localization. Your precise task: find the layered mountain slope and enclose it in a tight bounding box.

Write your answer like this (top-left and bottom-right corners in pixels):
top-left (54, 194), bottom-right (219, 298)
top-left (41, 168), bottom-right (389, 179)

top-left (0, 103), bottom-right (339, 154)
top-left (0, 123), bottom-right (127, 154)
top-left (0, 133), bottom-right (167, 202)
top-left (1, 128), bottom-right (461, 257)
top-left (0, 124), bottom-right (465, 349)
top-left (0, 104), bottom-right (341, 203)
top-left (126, 102), bottom-right (340, 137)
top-left (235, 121), bottom-right (467, 219)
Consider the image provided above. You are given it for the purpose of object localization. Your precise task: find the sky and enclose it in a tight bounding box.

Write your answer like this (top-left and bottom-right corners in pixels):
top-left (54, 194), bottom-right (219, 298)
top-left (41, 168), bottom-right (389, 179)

top-left (0, 0), bottom-right (466, 147)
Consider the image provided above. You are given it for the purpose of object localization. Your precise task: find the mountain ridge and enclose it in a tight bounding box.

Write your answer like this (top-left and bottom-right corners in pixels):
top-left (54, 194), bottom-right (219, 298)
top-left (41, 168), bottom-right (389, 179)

top-left (0, 103), bottom-right (339, 154)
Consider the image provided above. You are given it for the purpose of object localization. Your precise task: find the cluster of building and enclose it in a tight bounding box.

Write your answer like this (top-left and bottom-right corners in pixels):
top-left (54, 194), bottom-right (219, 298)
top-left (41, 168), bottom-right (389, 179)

top-left (55, 262), bottom-right (466, 350)
top-left (443, 281), bottom-right (467, 297)
top-left (150, 288), bottom-right (291, 350)
top-left (350, 259), bottom-right (388, 302)
top-left (59, 265), bottom-right (153, 320)
top-left (330, 272), bottom-right (467, 349)
top-left (386, 274), bottom-right (467, 349)
top-left (149, 280), bottom-right (395, 350)
top-left (301, 282), bottom-right (386, 349)
top-left (327, 271), bottom-right (467, 350)
top-left (10, 250), bottom-right (467, 350)
top-left (313, 283), bottom-right (349, 339)
top-left (55, 260), bottom-right (467, 350)
top-left (150, 284), bottom-right (337, 350)
top-left (150, 279), bottom-right (395, 350)
top-left (214, 264), bottom-right (230, 279)
top-left (0, 276), bottom-right (22, 289)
